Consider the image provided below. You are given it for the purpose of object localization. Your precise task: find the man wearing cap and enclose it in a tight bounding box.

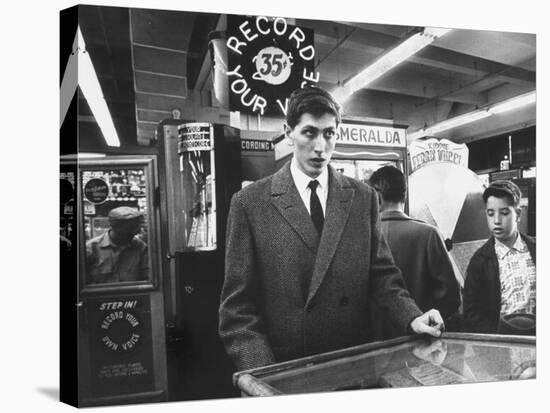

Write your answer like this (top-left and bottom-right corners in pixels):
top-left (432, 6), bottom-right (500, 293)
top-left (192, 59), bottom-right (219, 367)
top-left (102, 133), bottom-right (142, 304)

top-left (463, 180), bottom-right (536, 334)
top-left (219, 86), bottom-right (445, 372)
top-left (86, 206), bottom-right (149, 284)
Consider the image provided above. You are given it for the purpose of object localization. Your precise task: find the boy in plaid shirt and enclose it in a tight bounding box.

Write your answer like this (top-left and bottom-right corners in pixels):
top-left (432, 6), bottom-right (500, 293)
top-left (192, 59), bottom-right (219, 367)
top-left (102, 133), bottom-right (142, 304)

top-left (463, 180), bottom-right (536, 334)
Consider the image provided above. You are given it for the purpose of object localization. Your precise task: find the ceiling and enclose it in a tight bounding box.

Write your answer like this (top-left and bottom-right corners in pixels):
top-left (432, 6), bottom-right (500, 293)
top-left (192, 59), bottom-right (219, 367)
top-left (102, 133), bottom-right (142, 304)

top-left (74, 5), bottom-right (536, 151)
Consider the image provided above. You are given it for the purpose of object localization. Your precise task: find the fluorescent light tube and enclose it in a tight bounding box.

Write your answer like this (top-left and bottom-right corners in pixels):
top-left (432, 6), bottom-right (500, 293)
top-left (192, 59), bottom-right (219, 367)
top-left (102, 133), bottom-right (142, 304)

top-left (488, 91), bottom-right (536, 114)
top-left (425, 110), bottom-right (491, 134)
top-left (408, 90), bottom-right (536, 141)
top-left (333, 27), bottom-right (451, 103)
top-left (77, 26), bottom-right (120, 147)
top-left (407, 110), bottom-right (491, 141)
top-left (423, 27), bottom-right (452, 38)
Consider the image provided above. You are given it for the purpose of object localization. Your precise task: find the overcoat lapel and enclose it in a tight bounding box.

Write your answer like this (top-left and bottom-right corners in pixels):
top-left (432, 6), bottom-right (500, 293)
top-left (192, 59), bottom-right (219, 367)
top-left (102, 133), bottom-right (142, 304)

top-left (270, 162), bottom-right (319, 253)
top-left (307, 167), bottom-right (354, 303)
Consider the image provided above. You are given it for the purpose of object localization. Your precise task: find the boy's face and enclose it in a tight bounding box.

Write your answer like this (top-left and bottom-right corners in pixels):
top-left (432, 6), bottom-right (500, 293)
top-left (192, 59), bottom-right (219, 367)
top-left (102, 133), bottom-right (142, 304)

top-left (485, 195), bottom-right (521, 245)
top-left (285, 112), bottom-right (337, 179)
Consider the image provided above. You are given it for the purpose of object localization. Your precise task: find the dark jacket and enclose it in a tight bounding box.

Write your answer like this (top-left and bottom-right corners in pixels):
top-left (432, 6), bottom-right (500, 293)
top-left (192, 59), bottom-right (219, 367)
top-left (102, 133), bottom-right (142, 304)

top-left (219, 162), bottom-right (422, 371)
top-left (463, 233), bottom-right (536, 333)
top-left (380, 210), bottom-right (460, 317)
top-left (371, 210), bottom-right (460, 339)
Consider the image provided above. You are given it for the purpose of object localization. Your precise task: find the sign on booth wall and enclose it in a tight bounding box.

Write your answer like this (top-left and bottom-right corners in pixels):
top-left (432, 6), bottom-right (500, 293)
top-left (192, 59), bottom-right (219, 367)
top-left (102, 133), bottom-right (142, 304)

top-left (274, 122), bottom-right (407, 161)
top-left (87, 295), bottom-right (155, 398)
top-left (336, 123), bottom-right (407, 148)
top-left (226, 15), bottom-right (319, 116)
top-left (178, 123), bottom-right (213, 152)
top-left (84, 178), bottom-right (109, 204)
top-left (409, 138), bottom-right (469, 173)
top-left (241, 138), bottom-right (274, 151)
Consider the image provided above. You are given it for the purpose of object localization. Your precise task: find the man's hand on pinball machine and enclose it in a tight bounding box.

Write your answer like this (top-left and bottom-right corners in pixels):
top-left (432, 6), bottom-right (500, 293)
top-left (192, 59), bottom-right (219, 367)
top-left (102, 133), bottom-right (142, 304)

top-left (410, 309), bottom-right (445, 338)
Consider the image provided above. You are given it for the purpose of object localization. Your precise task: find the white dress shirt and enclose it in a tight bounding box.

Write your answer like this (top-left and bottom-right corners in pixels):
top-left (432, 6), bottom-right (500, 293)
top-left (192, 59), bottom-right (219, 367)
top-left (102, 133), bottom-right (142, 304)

top-left (290, 158), bottom-right (328, 216)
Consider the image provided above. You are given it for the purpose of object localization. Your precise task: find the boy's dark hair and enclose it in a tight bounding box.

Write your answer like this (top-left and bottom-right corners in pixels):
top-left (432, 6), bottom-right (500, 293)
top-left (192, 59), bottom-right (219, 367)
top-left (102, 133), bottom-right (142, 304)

top-left (286, 86), bottom-right (341, 129)
top-left (369, 165), bottom-right (407, 204)
top-left (482, 180), bottom-right (521, 208)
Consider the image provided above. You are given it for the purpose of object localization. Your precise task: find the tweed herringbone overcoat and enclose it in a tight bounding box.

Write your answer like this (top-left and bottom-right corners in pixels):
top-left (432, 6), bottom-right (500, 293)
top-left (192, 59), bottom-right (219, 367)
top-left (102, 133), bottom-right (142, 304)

top-left (219, 162), bottom-right (422, 371)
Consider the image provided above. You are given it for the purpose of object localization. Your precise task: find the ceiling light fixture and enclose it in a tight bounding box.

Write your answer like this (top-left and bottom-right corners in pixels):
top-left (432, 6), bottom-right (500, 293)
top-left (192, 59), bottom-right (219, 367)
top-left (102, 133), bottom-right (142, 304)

top-left (407, 90), bottom-right (536, 141)
top-left (422, 110), bottom-right (492, 137)
top-left (407, 110), bottom-right (491, 141)
top-left (77, 26), bottom-right (120, 147)
top-left (332, 27), bottom-right (452, 103)
top-left (488, 90), bottom-right (536, 114)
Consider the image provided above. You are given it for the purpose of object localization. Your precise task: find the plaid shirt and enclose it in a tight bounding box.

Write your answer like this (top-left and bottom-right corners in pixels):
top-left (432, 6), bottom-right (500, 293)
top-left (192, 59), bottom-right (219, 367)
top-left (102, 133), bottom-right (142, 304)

top-left (495, 235), bottom-right (536, 315)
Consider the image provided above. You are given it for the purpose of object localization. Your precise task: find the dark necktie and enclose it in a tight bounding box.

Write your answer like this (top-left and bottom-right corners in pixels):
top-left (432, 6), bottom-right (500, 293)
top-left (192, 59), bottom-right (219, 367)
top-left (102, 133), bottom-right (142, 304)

top-left (308, 180), bottom-right (324, 235)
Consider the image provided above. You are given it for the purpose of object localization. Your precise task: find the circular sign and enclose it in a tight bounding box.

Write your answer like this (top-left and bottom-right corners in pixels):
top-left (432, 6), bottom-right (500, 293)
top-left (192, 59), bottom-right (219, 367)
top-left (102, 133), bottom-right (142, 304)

top-left (99, 310), bottom-right (143, 352)
top-left (84, 178), bottom-right (109, 204)
top-left (252, 47), bottom-right (292, 85)
top-left (226, 16), bottom-right (317, 116)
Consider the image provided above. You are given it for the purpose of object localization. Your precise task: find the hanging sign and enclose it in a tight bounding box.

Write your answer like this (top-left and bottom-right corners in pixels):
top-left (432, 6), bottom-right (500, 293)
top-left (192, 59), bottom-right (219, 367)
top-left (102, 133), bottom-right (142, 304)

top-left (226, 15), bottom-right (319, 116)
top-left (409, 138), bottom-right (469, 173)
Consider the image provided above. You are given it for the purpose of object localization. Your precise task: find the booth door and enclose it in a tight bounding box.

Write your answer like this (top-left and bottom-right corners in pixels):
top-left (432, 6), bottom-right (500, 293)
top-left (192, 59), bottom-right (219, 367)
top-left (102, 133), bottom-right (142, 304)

top-left (76, 155), bottom-right (168, 407)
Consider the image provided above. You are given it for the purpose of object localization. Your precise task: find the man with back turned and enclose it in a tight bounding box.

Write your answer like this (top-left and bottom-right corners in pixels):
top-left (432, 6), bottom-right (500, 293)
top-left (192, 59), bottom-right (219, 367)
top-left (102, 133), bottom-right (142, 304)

top-left (219, 86), bottom-right (444, 371)
top-left (369, 165), bottom-right (460, 339)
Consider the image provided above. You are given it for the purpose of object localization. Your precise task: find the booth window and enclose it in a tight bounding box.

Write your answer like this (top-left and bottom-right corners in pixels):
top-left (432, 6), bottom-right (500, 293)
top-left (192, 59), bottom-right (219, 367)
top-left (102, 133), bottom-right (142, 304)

top-left (81, 168), bottom-right (153, 286)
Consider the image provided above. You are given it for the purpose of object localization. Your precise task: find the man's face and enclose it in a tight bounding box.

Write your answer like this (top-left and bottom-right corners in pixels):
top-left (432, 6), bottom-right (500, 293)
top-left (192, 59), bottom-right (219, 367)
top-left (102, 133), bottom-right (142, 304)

top-left (285, 112), bottom-right (337, 179)
top-left (485, 195), bottom-right (521, 244)
top-left (110, 219), bottom-right (141, 244)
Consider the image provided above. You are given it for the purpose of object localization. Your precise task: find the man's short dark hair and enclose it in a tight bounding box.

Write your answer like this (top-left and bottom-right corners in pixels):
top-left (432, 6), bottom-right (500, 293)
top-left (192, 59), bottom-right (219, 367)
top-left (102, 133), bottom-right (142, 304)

top-left (286, 86), bottom-right (341, 129)
top-left (482, 180), bottom-right (521, 208)
top-left (369, 165), bottom-right (407, 204)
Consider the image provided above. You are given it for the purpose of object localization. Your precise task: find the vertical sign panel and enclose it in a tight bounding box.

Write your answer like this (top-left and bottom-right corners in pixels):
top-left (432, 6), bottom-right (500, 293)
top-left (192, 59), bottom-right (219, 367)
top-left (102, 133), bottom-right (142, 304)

top-left (86, 295), bottom-right (155, 397)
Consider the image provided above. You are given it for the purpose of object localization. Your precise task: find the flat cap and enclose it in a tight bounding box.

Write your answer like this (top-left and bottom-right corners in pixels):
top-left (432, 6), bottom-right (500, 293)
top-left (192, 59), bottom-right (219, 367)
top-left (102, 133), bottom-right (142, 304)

top-left (108, 206), bottom-right (143, 221)
top-left (483, 180), bottom-right (522, 205)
